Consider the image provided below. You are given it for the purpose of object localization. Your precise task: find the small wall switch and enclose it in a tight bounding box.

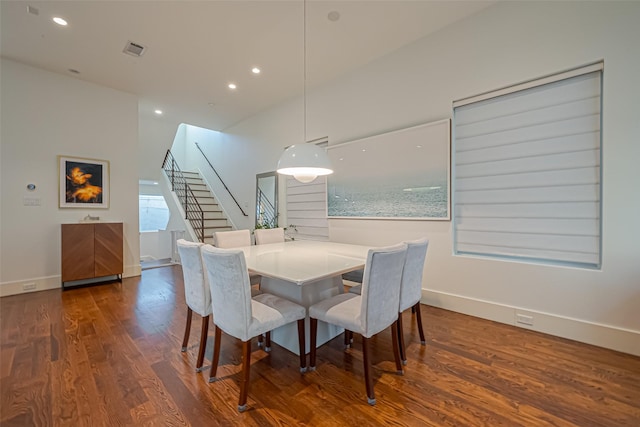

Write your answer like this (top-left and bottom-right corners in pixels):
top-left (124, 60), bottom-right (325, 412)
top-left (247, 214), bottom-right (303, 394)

top-left (23, 283), bottom-right (37, 291)
top-left (516, 313), bottom-right (534, 326)
top-left (23, 197), bottom-right (41, 206)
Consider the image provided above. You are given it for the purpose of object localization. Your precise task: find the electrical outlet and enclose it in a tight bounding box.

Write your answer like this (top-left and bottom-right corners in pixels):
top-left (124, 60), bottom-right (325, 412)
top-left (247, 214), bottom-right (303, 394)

top-left (23, 282), bottom-right (37, 291)
top-left (516, 313), bottom-right (534, 326)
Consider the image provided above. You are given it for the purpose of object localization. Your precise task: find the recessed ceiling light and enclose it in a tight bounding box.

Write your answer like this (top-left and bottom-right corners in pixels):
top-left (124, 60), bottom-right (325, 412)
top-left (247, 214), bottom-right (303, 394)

top-left (228, 83), bottom-right (237, 90)
top-left (327, 11), bottom-right (340, 22)
top-left (53, 17), bottom-right (68, 26)
top-left (252, 67), bottom-right (261, 74)
top-left (208, 102), bottom-right (215, 107)
top-left (154, 109), bottom-right (163, 115)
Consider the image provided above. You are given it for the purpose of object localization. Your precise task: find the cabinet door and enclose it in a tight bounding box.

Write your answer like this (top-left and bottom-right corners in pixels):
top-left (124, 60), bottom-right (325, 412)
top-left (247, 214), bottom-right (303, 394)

top-left (95, 223), bottom-right (123, 277)
top-left (62, 224), bottom-right (95, 282)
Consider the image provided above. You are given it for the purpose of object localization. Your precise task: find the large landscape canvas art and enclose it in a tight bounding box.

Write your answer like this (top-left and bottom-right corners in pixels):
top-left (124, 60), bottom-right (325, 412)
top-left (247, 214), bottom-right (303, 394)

top-left (327, 119), bottom-right (450, 220)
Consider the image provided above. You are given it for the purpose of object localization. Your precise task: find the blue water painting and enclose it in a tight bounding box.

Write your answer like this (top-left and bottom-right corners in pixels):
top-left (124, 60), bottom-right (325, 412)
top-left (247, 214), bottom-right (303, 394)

top-left (328, 183), bottom-right (448, 218)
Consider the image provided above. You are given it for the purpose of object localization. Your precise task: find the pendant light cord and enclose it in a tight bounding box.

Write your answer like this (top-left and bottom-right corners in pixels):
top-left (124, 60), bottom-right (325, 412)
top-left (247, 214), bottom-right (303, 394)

top-left (303, 0), bottom-right (307, 143)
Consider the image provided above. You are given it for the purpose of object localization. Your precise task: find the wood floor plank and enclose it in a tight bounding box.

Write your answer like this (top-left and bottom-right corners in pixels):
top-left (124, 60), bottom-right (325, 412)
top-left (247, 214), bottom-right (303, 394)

top-left (1, 265), bottom-right (639, 426)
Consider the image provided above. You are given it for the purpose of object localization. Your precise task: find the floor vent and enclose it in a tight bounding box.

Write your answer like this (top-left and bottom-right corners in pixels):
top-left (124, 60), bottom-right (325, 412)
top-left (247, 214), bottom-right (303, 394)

top-left (123, 41), bottom-right (146, 57)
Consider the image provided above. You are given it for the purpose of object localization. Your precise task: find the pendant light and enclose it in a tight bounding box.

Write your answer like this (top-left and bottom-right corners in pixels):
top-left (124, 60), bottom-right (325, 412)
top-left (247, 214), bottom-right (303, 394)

top-left (277, 0), bottom-right (333, 184)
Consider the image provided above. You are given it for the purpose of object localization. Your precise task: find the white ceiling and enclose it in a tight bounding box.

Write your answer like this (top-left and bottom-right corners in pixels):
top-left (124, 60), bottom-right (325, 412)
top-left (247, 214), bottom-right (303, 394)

top-left (1, 1), bottom-right (494, 132)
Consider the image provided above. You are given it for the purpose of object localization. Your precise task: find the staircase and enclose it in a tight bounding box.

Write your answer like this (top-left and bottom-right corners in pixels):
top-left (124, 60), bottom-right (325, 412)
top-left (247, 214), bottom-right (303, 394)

top-left (182, 171), bottom-right (232, 244)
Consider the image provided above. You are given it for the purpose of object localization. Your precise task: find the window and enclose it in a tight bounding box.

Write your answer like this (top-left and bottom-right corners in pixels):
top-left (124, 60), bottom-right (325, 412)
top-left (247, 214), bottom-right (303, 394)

top-left (452, 63), bottom-right (602, 268)
top-left (139, 195), bottom-right (170, 232)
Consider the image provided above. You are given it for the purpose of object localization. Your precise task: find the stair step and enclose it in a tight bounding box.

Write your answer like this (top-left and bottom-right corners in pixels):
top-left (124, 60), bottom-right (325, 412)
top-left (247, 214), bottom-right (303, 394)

top-left (202, 225), bottom-right (234, 231)
top-left (188, 219), bottom-right (229, 228)
top-left (203, 227), bottom-right (233, 239)
top-left (186, 214), bottom-right (224, 222)
top-left (194, 202), bottom-right (218, 208)
top-left (205, 219), bottom-right (229, 227)
top-left (165, 169), bottom-right (234, 243)
top-left (191, 190), bottom-right (213, 197)
top-left (190, 226), bottom-right (233, 239)
top-left (202, 211), bottom-right (225, 219)
top-left (188, 183), bottom-right (207, 189)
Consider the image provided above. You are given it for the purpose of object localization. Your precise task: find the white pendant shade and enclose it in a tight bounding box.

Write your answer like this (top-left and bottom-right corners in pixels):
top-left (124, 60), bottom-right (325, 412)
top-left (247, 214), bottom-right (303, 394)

top-left (276, 1), bottom-right (332, 184)
top-left (277, 144), bottom-right (333, 183)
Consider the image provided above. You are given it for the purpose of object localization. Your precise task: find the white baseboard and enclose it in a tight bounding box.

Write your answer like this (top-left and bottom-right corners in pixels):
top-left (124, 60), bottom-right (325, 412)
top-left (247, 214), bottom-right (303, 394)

top-left (422, 289), bottom-right (640, 357)
top-left (0, 275), bottom-right (62, 297)
top-left (124, 263), bottom-right (142, 278)
top-left (0, 264), bottom-right (141, 297)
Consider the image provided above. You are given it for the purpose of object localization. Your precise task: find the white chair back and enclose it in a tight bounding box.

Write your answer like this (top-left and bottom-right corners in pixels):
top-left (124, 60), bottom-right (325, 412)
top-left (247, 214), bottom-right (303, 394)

top-left (399, 238), bottom-right (429, 312)
top-left (360, 243), bottom-right (407, 337)
top-left (254, 227), bottom-right (285, 245)
top-left (213, 229), bottom-right (251, 248)
top-left (201, 245), bottom-right (254, 341)
top-left (176, 239), bottom-right (212, 317)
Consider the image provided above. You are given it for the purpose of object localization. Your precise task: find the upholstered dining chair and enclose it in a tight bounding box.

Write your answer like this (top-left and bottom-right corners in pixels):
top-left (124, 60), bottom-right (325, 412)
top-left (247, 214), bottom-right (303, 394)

top-left (213, 229), bottom-right (262, 287)
top-left (200, 245), bottom-right (307, 412)
top-left (213, 229), bottom-right (251, 248)
top-left (309, 243), bottom-right (408, 405)
top-left (176, 239), bottom-right (212, 372)
top-left (395, 238), bottom-right (429, 364)
top-left (348, 238), bottom-right (429, 364)
top-left (254, 227), bottom-right (285, 245)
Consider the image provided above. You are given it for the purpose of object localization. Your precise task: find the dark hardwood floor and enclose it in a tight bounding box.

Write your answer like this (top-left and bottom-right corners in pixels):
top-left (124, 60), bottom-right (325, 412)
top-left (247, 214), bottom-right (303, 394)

top-left (1, 265), bottom-right (639, 426)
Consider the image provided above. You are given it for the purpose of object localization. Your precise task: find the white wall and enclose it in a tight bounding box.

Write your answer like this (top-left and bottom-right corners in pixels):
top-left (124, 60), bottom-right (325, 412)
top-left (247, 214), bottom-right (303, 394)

top-left (220, 2), bottom-right (640, 355)
top-left (0, 59), bottom-right (141, 296)
top-left (138, 110), bottom-right (181, 182)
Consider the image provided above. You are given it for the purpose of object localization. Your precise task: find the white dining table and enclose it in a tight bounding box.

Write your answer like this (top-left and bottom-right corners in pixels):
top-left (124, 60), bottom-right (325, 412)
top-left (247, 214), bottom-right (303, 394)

top-left (237, 239), bottom-right (370, 354)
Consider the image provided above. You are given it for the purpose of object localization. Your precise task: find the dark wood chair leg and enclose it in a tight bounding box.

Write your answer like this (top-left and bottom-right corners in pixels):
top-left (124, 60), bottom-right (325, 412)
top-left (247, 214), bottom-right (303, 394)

top-left (414, 303), bottom-right (426, 345)
top-left (196, 315), bottom-right (209, 372)
top-left (297, 319), bottom-right (307, 373)
top-left (181, 307), bottom-right (193, 351)
top-left (362, 336), bottom-right (375, 405)
top-left (309, 318), bottom-right (318, 371)
top-left (396, 313), bottom-right (407, 365)
top-left (264, 331), bottom-right (271, 352)
top-left (411, 305), bottom-right (416, 314)
top-left (208, 326), bottom-right (222, 383)
top-left (238, 340), bottom-right (252, 412)
top-left (344, 330), bottom-right (353, 348)
top-left (257, 334), bottom-right (263, 347)
top-left (391, 321), bottom-right (403, 375)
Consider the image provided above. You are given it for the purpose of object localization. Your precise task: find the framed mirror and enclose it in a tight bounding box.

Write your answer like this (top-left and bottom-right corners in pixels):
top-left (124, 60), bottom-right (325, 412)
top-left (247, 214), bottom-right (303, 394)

top-left (255, 172), bottom-right (278, 228)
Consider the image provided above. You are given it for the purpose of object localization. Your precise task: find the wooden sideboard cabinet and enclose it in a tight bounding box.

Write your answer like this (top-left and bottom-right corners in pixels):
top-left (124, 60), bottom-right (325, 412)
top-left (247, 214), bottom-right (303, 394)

top-left (61, 222), bottom-right (123, 287)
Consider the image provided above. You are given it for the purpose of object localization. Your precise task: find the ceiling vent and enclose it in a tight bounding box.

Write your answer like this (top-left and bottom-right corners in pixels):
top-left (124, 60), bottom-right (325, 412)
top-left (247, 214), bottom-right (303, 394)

top-left (123, 41), bottom-right (146, 57)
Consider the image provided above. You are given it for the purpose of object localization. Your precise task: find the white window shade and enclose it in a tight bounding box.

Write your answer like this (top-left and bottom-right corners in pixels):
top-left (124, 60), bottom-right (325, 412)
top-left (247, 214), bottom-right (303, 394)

top-left (452, 64), bottom-right (602, 268)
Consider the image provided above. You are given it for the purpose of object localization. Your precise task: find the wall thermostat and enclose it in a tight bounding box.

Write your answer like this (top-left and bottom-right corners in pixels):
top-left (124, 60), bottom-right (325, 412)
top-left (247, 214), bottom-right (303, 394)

top-left (27, 183), bottom-right (36, 191)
